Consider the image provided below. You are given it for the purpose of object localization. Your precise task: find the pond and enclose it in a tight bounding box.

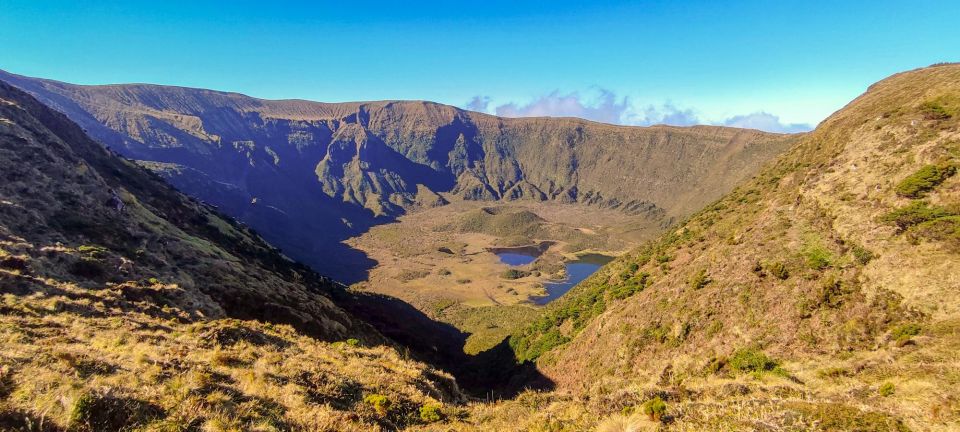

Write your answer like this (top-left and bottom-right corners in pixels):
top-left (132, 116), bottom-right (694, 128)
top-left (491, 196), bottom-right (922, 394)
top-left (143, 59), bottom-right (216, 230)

top-left (531, 253), bottom-right (614, 305)
top-left (491, 247), bottom-right (614, 305)
top-left (490, 245), bottom-right (546, 267)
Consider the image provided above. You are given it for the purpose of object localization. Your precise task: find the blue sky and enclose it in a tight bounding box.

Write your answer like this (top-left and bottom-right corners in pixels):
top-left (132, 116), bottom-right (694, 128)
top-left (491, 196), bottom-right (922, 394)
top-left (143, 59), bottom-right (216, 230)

top-left (1, 1), bottom-right (958, 131)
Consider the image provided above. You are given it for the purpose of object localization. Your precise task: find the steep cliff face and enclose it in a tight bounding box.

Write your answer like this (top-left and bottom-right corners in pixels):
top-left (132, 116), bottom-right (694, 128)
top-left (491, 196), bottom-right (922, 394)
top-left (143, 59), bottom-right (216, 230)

top-left (0, 70), bottom-right (795, 282)
top-left (509, 64), bottom-right (960, 430)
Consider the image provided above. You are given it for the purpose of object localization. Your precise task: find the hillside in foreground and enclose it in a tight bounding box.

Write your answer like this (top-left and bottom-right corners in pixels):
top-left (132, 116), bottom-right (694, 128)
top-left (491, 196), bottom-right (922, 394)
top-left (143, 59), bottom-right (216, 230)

top-left (0, 81), bottom-right (462, 431)
top-left (502, 64), bottom-right (960, 430)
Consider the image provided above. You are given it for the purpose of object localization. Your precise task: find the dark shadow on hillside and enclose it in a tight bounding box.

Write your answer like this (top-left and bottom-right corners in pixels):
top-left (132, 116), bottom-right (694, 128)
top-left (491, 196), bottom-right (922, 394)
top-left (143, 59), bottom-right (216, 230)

top-left (335, 290), bottom-right (554, 398)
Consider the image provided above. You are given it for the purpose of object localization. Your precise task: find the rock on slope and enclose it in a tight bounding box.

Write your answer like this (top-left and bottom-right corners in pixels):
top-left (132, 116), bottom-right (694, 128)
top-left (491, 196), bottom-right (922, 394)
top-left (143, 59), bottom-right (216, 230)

top-left (508, 64), bottom-right (960, 430)
top-left (0, 70), bottom-right (796, 282)
top-left (0, 81), bottom-right (461, 431)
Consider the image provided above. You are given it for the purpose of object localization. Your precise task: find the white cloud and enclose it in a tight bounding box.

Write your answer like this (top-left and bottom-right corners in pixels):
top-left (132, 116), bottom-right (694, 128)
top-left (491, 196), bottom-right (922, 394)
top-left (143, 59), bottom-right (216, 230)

top-left (493, 89), bottom-right (629, 125)
top-left (629, 102), bottom-right (701, 127)
top-left (722, 112), bottom-right (812, 133)
top-left (466, 89), bottom-right (813, 134)
top-left (465, 95), bottom-right (491, 112)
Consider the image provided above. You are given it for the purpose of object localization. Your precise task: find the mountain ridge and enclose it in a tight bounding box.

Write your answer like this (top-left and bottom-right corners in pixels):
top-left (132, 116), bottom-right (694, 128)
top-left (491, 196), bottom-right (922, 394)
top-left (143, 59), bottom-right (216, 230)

top-left (0, 69), bottom-right (797, 282)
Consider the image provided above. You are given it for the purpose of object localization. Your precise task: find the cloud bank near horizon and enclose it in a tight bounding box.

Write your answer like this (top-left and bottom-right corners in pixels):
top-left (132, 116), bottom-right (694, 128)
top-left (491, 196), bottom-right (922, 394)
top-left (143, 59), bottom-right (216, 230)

top-left (465, 89), bottom-right (813, 134)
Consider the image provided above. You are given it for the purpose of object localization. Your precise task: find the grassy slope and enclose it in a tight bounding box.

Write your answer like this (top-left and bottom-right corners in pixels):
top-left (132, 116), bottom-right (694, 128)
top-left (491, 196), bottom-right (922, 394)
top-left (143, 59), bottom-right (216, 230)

top-left (504, 64), bottom-right (960, 430)
top-left (0, 81), bottom-right (463, 431)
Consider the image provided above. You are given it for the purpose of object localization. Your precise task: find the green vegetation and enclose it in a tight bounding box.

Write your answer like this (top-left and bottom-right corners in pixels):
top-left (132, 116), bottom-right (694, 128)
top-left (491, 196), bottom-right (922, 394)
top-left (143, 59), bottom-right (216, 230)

top-left (689, 268), bottom-right (712, 290)
top-left (77, 244), bottom-right (109, 259)
top-left (850, 244), bottom-right (875, 265)
top-left (437, 304), bottom-right (538, 354)
top-left (511, 224), bottom-right (699, 362)
top-left (610, 271), bottom-right (650, 300)
top-left (69, 391), bottom-right (162, 431)
top-left (879, 382), bottom-right (895, 397)
top-left (729, 348), bottom-right (779, 373)
top-left (419, 403), bottom-right (444, 422)
top-left (895, 163), bottom-right (956, 198)
top-left (500, 269), bottom-right (531, 279)
top-left (891, 323), bottom-right (921, 345)
top-left (363, 394), bottom-right (392, 417)
top-left (767, 261), bottom-right (790, 280)
top-left (641, 397), bottom-right (667, 421)
top-left (881, 201), bottom-right (956, 232)
top-left (785, 402), bottom-right (910, 432)
top-left (803, 245), bottom-right (833, 270)
top-left (918, 95), bottom-right (960, 120)
top-left (908, 215), bottom-right (960, 251)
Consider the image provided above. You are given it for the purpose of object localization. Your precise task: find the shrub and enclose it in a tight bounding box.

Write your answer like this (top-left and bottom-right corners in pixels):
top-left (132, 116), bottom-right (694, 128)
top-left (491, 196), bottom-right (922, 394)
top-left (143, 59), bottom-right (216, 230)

top-left (500, 269), bottom-right (530, 279)
top-left (641, 397), bottom-right (667, 421)
top-left (818, 277), bottom-right (849, 308)
top-left (767, 261), bottom-right (789, 279)
top-left (891, 323), bottom-right (921, 345)
top-left (851, 244), bottom-right (875, 265)
top-left (345, 338), bottom-right (360, 347)
top-left (77, 245), bottom-right (109, 259)
top-left (419, 403), bottom-right (443, 423)
top-left (908, 215), bottom-right (960, 250)
top-left (817, 367), bottom-right (852, 379)
top-left (895, 163), bottom-right (956, 198)
top-left (69, 391), bottom-right (163, 431)
top-left (881, 201), bottom-right (953, 231)
top-left (610, 272), bottom-right (649, 299)
top-left (804, 246), bottom-right (833, 270)
top-left (919, 97), bottom-right (958, 120)
top-left (729, 348), bottom-right (778, 373)
top-left (688, 269), bottom-right (711, 290)
top-left (879, 382), bottom-right (895, 397)
top-left (363, 394), bottom-right (391, 417)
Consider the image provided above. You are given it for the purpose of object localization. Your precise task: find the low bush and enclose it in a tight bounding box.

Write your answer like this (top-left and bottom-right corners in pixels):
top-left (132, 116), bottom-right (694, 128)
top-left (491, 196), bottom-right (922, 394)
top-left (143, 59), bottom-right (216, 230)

top-left (767, 261), bottom-right (790, 279)
top-left (363, 394), bottom-right (392, 417)
top-left (77, 245), bottom-right (110, 259)
top-left (891, 323), bottom-right (921, 345)
top-left (69, 391), bottom-right (163, 432)
top-left (500, 269), bottom-right (531, 279)
top-left (881, 201), bottom-right (953, 231)
top-left (610, 272), bottom-right (650, 300)
top-left (419, 403), bottom-right (443, 423)
top-left (850, 244), bottom-right (875, 265)
top-left (803, 246), bottom-right (833, 270)
top-left (729, 348), bottom-right (779, 373)
top-left (688, 269), bottom-right (711, 290)
top-left (640, 397), bottom-right (667, 421)
top-left (895, 163), bottom-right (956, 198)
top-left (908, 215), bottom-right (960, 251)
top-left (919, 96), bottom-right (959, 120)
top-left (879, 382), bottom-right (895, 397)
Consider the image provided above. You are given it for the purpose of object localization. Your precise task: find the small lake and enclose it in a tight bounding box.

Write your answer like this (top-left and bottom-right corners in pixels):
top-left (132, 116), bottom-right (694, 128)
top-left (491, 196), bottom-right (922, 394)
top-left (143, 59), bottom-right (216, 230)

top-left (491, 247), bottom-right (613, 305)
top-left (532, 253), bottom-right (614, 305)
top-left (490, 245), bottom-right (546, 267)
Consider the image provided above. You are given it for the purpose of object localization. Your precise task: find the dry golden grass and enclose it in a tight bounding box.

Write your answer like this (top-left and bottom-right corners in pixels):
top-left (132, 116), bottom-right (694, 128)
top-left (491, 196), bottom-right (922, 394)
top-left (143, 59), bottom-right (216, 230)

top-left (0, 260), bottom-right (460, 431)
